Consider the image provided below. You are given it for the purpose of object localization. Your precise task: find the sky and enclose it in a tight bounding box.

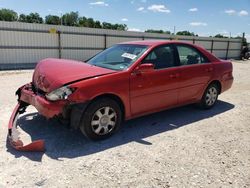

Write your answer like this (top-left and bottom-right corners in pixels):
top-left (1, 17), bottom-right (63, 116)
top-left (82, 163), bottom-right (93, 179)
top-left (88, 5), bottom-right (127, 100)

top-left (0, 0), bottom-right (250, 41)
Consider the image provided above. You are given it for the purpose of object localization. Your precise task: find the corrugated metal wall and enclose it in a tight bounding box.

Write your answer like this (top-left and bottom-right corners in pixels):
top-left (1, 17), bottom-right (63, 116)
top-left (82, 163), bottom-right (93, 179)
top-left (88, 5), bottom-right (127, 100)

top-left (0, 21), bottom-right (242, 70)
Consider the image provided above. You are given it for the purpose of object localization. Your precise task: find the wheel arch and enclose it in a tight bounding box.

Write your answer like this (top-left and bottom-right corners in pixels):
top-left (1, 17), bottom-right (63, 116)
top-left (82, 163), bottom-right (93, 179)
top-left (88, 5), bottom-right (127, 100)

top-left (208, 80), bottom-right (222, 94)
top-left (90, 93), bottom-right (126, 121)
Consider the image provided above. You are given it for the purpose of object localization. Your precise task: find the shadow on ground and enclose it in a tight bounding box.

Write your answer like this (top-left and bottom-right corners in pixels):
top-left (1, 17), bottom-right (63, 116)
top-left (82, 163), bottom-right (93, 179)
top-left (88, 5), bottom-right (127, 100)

top-left (6, 100), bottom-right (234, 161)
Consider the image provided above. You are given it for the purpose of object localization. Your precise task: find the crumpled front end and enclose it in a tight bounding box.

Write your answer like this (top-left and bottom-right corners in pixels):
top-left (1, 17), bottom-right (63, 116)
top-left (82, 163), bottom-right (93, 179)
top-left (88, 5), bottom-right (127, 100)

top-left (7, 83), bottom-right (68, 152)
top-left (16, 83), bottom-right (67, 118)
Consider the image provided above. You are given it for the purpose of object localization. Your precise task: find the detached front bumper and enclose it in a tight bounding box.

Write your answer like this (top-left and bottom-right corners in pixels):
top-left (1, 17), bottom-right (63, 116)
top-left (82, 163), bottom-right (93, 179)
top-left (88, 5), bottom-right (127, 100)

top-left (8, 102), bottom-right (45, 152)
top-left (8, 83), bottom-right (67, 152)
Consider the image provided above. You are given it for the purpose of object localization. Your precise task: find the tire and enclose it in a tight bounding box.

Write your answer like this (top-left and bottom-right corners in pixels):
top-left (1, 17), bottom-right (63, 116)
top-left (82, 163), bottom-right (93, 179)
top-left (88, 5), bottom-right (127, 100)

top-left (199, 83), bottom-right (219, 109)
top-left (245, 53), bottom-right (250, 60)
top-left (79, 97), bottom-right (122, 140)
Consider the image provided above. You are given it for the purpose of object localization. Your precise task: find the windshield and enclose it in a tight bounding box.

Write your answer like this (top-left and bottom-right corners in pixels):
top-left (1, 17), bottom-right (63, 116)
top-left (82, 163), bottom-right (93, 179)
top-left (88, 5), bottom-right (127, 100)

top-left (87, 44), bottom-right (148, 71)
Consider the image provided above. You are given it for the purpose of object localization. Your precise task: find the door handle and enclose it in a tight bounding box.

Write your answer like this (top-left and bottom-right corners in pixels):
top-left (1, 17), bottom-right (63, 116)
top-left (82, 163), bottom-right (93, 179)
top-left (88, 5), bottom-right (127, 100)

top-left (169, 73), bottom-right (180, 78)
top-left (169, 74), bottom-right (175, 78)
top-left (205, 67), bottom-right (213, 72)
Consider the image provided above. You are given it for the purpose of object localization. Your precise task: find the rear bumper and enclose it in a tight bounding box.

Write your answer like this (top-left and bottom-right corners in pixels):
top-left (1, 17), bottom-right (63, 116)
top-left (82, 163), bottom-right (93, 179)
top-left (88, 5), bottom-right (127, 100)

top-left (17, 83), bottom-right (67, 118)
top-left (221, 77), bottom-right (234, 93)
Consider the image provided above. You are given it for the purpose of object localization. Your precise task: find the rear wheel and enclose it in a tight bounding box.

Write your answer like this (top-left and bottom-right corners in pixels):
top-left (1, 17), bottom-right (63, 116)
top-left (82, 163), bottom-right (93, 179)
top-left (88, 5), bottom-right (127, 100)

top-left (245, 52), bottom-right (250, 59)
top-left (199, 84), bottom-right (219, 109)
top-left (80, 98), bottom-right (122, 140)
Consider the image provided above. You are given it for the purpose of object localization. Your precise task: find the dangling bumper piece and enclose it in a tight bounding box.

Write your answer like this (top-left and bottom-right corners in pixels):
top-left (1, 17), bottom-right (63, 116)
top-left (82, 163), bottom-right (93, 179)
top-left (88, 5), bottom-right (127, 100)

top-left (8, 102), bottom-right (45, 152)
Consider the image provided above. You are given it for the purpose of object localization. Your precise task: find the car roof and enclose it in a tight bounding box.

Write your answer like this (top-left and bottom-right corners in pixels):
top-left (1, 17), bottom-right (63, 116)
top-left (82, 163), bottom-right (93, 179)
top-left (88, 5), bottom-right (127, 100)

top-left (119, 40), bottom-right (194, 47)
top-left (119, 40), bottom-right (220, 62)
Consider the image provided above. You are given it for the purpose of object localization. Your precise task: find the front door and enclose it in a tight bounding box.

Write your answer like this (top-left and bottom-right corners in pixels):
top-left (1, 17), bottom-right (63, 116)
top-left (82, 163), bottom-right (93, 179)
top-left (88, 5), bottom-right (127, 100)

top-left (130, 45), bottom-right (180, 116)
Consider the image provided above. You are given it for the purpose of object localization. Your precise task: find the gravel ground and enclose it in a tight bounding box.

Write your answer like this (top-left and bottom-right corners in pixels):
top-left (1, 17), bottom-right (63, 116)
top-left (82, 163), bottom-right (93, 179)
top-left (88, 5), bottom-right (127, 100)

top-left (0, 60), bottom-right (250, 188)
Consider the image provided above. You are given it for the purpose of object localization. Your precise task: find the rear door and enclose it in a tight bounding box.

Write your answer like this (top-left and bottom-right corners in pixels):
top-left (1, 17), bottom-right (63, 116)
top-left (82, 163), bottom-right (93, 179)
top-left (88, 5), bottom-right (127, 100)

top-left (130, 44), bottom-right (180, 116)
top-left (175, 44), bottom-right (214, 104)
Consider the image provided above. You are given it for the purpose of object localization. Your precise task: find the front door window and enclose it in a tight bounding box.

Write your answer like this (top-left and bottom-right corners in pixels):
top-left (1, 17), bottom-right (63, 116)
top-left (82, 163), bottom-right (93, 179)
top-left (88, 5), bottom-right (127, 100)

top-left (143, 45), bottom-right (176, 69)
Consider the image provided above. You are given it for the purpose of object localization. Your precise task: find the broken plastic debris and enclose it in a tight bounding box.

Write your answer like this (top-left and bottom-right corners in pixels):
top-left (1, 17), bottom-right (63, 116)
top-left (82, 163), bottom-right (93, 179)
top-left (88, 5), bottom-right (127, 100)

top-left (8, 103), bottom-right (45, 152)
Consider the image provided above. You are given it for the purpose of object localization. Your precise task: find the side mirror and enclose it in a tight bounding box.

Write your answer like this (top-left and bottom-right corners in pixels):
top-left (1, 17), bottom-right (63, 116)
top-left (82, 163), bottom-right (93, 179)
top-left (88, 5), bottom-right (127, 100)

top-left (134, 63), bottom-right (154, 75)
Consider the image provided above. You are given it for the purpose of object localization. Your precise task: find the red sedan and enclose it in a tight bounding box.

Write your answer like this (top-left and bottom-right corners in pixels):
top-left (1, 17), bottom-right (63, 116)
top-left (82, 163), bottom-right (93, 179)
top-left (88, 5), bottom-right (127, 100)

top-left (8, 40), bottom-right (233, 150)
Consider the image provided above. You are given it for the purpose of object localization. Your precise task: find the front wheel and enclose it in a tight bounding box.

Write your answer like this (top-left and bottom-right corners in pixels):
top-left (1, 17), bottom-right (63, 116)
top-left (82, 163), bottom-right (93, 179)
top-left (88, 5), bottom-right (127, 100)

top-left (199, 84), bottom-right (219, 109)
top-left (80, 98), bottom-right (122, 140)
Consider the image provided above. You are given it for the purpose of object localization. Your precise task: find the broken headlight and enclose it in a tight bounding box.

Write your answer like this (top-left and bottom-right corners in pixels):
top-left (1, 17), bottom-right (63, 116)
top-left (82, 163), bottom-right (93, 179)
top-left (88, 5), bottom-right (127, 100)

top-left (46, 86), bottom-right (74, 101)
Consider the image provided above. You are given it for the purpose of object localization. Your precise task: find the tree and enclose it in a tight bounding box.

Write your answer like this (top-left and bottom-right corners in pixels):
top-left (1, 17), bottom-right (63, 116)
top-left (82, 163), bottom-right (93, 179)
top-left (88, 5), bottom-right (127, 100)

top-left (94, 21), bottom-right (102, 28)
top-left (78, 17), bottom-right (126, 30)
top-left (27, 13), bottom-right (43, 23)
top-left (102, 22), bottom-right (112, 29)
top-left (78, 17), bottom-right (102, 28)
top-left (45, 15), bottom-right (61, 25)
top-left (86, 18), bottom-right (95, 28)
top-left (214, 34), bottom-right (228, 38)
top-left (115, 24), bottom-right (127, 31)
top-left (102, 22), bottom-right (127, 30)
top-left (176, 30), bottom-right (197, 36)
top-left (18, 14), bottom-right (27, 22)
top-left (78, 16), bottom-right (87, 27)
top-left (18, 12), bottom-right (43, 23)
top-left (0, 8), bottom-right (18, 21)
top-left (62, 11), bottom-right (79, 26)
top-left (145, 29), bottom-right (171, 34)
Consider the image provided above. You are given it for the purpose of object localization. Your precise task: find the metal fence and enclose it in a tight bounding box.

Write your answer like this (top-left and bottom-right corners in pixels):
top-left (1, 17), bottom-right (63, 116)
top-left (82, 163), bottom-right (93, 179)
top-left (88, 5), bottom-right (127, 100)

top-left (0, 21), bottom-right (242, 70)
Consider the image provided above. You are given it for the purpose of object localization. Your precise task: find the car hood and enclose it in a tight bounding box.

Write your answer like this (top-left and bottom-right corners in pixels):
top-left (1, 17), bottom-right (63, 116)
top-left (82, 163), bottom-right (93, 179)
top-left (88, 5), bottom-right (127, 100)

top-left (33, 58), bottom-right (116, 93)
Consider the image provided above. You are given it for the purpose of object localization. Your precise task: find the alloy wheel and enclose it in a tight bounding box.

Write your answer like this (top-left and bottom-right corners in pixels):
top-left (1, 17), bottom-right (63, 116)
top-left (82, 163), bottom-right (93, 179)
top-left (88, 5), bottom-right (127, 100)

top-left (205, 87), bottom-right (218, 106)
top-left (91, 106), bottom-right (117, 135)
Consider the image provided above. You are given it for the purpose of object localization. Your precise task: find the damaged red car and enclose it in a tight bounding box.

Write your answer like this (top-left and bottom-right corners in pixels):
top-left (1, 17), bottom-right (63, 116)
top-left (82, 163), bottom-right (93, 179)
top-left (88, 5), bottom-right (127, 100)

top-left (8, 40), bottom-right (233, 151)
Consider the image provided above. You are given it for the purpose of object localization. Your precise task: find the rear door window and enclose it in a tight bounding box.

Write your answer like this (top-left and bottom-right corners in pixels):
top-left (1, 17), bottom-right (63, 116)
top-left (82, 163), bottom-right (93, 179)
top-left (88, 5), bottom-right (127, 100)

top-left (176, 45), bottom-right (209, 66)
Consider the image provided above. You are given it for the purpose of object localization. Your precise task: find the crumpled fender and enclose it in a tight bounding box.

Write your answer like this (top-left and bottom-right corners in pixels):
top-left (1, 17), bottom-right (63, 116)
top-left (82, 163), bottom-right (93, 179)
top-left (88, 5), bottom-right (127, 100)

top-left (8, 103), bottom-right (45, 152)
